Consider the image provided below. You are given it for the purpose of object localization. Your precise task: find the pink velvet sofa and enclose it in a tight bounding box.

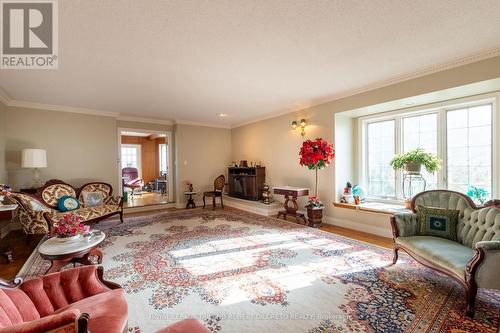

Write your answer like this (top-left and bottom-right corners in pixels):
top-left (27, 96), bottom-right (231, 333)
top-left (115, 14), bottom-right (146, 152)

top-left (0, 266), bottom-right (128, 333)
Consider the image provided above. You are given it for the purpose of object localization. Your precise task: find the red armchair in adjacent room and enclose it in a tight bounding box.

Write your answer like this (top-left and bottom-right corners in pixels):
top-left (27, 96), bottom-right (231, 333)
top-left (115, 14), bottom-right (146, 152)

top-left (122, 167), bottom-right (144, 195)
top-left (0, 266), bottom-right (128, 333)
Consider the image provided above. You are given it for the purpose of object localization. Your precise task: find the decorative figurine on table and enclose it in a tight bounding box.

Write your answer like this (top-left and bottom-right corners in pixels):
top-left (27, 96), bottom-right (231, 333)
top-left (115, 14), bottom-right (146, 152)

top-left (262, 184), bottom-right (272, 204)
top-left (340, 182), bottom-right (354, 203)
top-left (352, 185), bottom-right (366, 203)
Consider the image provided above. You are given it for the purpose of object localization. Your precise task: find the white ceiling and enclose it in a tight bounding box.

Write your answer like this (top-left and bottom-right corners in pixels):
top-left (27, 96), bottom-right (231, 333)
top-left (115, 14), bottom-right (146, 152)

top-left (1, 0), bottom-right (500, 127)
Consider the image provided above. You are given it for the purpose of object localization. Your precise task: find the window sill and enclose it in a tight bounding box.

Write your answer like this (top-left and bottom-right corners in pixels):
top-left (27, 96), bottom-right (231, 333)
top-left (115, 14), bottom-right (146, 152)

top-left (333, 201), bottom-right (410, 215)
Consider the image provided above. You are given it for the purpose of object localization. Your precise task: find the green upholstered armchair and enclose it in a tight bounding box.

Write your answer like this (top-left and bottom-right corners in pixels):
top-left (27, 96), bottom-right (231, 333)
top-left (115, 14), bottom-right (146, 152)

top-left (390, 190), bottom-right (500, 317)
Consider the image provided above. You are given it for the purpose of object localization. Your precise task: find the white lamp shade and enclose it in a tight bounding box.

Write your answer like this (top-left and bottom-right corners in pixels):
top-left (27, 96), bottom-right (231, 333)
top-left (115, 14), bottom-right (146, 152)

top-left (22, 149), bottom-right (47, 168)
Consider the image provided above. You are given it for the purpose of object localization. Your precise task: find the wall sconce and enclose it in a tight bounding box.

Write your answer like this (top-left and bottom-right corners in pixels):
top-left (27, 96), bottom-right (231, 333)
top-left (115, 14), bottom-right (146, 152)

top-left (291, 119), bottom-right (307, 137)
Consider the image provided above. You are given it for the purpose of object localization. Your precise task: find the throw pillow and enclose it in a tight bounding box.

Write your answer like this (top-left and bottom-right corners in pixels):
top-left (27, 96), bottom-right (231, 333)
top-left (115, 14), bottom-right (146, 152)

top-left (416, 205), bottom-right (459, 241)
top-left (83, 192), bottom-right (104, 207)
top-left (57, 196), bottom-right (80, 212)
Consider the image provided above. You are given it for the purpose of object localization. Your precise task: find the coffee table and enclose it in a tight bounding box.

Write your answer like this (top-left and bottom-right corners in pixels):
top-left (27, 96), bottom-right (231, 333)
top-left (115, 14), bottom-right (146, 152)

top-left (38, 230), bottom-right (105, 274)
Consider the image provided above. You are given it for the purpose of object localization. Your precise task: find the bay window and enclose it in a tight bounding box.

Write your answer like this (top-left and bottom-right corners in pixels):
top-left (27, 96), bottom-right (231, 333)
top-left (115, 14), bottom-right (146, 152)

top-left (362, 97), bottom-right (496, 201)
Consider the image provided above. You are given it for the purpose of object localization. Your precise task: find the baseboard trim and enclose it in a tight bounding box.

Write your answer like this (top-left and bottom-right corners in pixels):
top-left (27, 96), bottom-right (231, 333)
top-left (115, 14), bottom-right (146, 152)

top-left (321, 215), bottom-right (392, 238)
top-left (124, 203), bottom-right (175, 214)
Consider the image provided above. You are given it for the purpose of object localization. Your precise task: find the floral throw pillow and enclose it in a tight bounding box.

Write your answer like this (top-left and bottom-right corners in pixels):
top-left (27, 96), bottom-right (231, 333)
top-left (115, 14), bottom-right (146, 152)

top-left (416, 205), bottom-right (459, 241)
top-left (83, 192), bottom-right (104, 208)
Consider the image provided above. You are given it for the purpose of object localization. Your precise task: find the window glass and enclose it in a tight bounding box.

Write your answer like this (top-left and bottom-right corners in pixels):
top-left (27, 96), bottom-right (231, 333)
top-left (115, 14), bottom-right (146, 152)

top-left (121, 145), bottom-right (141, 172)
top-left (367, 120), bottom-right (395, 197)
top-left (403, 113), bottom-right (438, 189)
top-left (446, 104), bottom-right (492, 198)
top-left (159, 144), bottom-right (168, 173)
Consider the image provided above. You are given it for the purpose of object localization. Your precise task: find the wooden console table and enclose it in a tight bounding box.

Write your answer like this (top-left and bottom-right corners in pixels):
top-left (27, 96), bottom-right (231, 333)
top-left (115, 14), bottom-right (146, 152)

top-left (273, 186), bottom-right (309, 224)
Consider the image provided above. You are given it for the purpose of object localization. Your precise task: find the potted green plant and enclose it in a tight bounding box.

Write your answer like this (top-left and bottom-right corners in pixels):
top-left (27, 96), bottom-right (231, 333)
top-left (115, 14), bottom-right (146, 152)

top-left (390, 148), bottom-right (441, 174)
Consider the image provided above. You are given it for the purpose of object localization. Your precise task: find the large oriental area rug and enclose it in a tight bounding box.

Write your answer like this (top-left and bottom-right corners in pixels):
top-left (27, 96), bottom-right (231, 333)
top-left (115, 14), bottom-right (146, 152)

top-left (20, 208), bottom-right (499, 333)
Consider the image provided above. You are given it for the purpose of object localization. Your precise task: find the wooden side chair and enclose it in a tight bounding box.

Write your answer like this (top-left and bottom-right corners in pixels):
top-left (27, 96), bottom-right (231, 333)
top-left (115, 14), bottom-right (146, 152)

top-left (203, 175), bottom-right (225, 210)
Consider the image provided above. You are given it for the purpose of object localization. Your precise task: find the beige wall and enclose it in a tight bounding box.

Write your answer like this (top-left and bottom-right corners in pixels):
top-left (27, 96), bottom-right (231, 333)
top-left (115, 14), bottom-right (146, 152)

top-left (231, 55), bottom-right (500, 237)
top-left (5, 106), bottom-right (118, 190)
top-left (0, 101), bottom-right (6, 183)
top-left (175, 124), bottom-right (231, 207)
top-left (2, 107), bottom-right (232, 207)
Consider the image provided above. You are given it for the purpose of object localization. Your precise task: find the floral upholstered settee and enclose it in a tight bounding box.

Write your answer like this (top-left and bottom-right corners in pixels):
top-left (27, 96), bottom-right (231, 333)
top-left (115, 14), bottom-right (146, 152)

top-left (9, 179), bottom-right (123, 235)
top-left (391, 190), bottom-right (500, 317)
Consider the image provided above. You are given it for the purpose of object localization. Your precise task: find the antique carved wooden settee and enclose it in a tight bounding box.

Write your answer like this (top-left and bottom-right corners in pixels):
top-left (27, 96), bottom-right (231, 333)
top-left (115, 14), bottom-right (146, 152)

top-left (390, 190), bottom-right (500, 317)
top-left (9, 179), bottom-right (123, 236)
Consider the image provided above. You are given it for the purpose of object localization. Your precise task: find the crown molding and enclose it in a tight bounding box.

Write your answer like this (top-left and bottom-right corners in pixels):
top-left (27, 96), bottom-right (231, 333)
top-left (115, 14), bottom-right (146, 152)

top-left (175, 119), bottom-right (231, 129)
top-left (117, 115), bottom-right (174, 125)
top-left (0, 87), bottom-right (12, 105)
top-left (231, 46), bottom-right (500, 128)
top-left (3, 95), bottom-right (119, 117)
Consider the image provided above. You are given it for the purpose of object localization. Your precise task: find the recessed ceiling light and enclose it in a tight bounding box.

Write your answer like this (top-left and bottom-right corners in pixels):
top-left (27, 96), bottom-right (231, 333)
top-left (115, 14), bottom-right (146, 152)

top-left (216, 113), bottom-right (228, 117)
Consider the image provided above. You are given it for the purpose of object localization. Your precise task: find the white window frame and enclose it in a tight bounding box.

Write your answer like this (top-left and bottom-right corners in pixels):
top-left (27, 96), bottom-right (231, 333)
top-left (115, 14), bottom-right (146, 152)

top-left (121, 144), bottom-right (142, 178)
top-left (358, 93), bottom-right (499, 203)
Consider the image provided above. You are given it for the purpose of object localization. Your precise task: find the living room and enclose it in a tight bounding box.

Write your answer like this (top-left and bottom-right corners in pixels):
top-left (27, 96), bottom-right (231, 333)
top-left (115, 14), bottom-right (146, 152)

top-left (0, 1), bottom-right (499, 333)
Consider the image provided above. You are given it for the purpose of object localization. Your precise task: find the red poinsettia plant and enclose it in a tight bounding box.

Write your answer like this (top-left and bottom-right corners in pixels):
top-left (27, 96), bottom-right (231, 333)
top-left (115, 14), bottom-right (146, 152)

top-left (51, 213), bottom-right (90, 238)
top-left (299, 138), bottom-right (335, 205)
top-left (299, 138), bottom-right (335, 170)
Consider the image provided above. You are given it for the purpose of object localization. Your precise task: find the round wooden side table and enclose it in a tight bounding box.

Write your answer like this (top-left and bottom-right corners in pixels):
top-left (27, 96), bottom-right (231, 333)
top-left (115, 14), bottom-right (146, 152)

top-left (184, 191), bottom-right (198, 209)
top-left (38, 230), bottom-right (105, 274)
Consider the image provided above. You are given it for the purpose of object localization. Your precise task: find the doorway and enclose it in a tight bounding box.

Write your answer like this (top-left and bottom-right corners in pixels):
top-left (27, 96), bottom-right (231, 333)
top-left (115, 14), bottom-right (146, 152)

top-left (118, 129), bottom-right (174, 208)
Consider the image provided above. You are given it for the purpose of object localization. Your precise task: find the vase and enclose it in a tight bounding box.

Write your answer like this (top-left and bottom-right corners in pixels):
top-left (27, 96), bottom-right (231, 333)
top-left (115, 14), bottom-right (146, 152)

top-left (56, 235), bottom-right (82, 243)
top-left (189, 184), bottom-right (194, 192)
top-left (306, 205), bottom-right (323, 228)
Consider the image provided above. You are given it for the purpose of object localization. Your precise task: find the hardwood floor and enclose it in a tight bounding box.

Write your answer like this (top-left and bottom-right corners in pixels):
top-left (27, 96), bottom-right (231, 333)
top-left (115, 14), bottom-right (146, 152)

top-left (0, 211), bottom-right (393, 281)
top-left (320, 224), bottom-right (393, 248)
top-left (0, 230), bottom-right (42, 281)
top-left (123, 192), bottom-right (170, 208)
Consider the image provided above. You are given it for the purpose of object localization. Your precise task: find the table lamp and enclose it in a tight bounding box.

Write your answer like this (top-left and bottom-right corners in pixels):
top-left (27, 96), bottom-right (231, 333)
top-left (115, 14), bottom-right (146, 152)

top-left (22, 149), bottom-right (47, 188)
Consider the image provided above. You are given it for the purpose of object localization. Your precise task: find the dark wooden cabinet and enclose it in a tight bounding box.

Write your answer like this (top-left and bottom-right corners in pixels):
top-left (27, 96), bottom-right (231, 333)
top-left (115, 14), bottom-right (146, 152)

top-left (228, 167), bottom-right (265, 201)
